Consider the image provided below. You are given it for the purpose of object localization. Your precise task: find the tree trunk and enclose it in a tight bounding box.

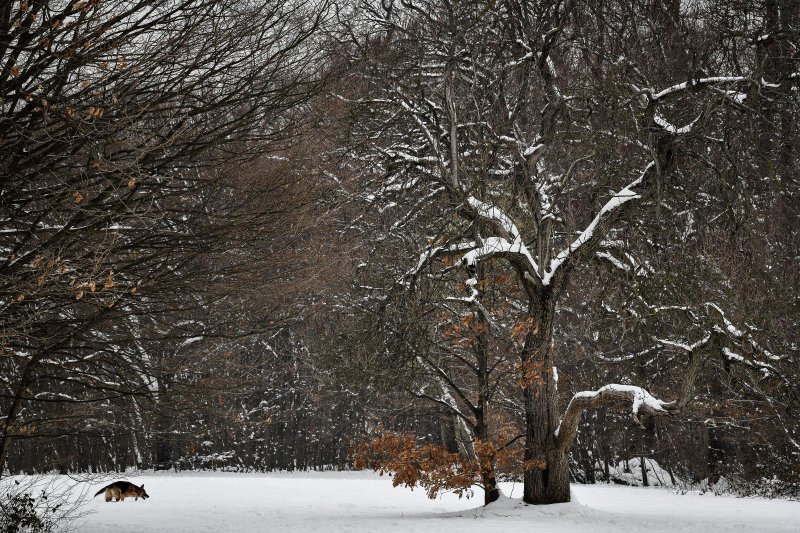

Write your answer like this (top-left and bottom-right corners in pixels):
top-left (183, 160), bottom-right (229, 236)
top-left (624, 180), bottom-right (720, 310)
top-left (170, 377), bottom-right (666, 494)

top-left (483, 472), bottom-right (500, 505)
top-left (523, 447), bottom-right (570, 504)
top-left (521, 293), bottom-right (570, 504)
top-left (641, 453), bottom-right (649, 487)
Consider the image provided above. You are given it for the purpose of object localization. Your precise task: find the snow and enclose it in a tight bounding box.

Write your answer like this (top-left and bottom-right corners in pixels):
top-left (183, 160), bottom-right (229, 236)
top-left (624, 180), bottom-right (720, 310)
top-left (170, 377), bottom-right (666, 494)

top-left (604, 384), bottom-right (669, 415)
top-left (462, 236), bottom-right (538, 273)
top-left (724, 90), bottom-right (747, 104)
top-left (448, 276), bottom-right (479, 303)
top-left (405, 241), bottom-right (476, 280)
top-left (557, 384), bottom-right (671, 435)
top-left (604, 457), bottom-right (677, 487)
top-left (652, 76), bottom-right (746, 101)
top-left (40, 471), bottom-right (798, 533)
top-left (465, 197), bottom-right (540, 274)
top-left (654, 112), bottom-right (700, 134)
top-left (543, 163), bottom-right (653, 284)
top-left (596, 250), bottom-right (630, 271)
top-left (523, 142), bottom-right (544, 158)
top-left (467, 196), bottom-right (522, 241)
top-left (723, 347), bottom-right (775, 377)
top-left (707, 302), bottom-right (745, 338)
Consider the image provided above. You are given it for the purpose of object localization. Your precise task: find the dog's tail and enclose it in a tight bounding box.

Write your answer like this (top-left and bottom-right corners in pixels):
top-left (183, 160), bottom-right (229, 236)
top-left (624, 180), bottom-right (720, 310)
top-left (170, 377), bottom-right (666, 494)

top-left (94, 485), bottom-right (109, 498)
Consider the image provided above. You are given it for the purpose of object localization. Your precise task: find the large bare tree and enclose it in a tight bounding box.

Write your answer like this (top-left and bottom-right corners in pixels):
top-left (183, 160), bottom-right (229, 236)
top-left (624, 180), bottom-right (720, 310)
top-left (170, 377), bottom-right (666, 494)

top-left (342, 0), bottom-right (797, 503)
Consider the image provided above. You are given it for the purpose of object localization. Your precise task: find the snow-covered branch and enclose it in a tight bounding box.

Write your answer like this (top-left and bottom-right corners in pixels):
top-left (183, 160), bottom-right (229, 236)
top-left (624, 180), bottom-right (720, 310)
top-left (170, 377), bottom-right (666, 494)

top-left (556, 329), bottom-right (725, 452)
top-left (402, 241), bottom-right (476, 286)
top-left (650, 76), bottom-right (748, 102)
top-left (704, 302), bottom-right (787, 363)
top-left (414, 356), bottom-right (477, 424)
top-left (462, 237), bottom-right (537, 272)
top-left (555, 384), bottom-right (678, 450)
top-left (463, 197), bottom-right (540, 277)
top-left (543, 162), bottom-right (655, 286)
top-left (467, 197), bottom-right (522, 242)
top-left (654, 112), bottom-right (702, 135)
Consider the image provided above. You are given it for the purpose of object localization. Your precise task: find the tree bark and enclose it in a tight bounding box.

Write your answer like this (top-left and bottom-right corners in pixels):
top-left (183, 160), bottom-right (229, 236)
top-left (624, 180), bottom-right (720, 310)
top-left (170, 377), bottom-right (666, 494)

top-left (521, 290), bottom-right (570, 504)
top-left (483, 472), bottom-right (501, 505)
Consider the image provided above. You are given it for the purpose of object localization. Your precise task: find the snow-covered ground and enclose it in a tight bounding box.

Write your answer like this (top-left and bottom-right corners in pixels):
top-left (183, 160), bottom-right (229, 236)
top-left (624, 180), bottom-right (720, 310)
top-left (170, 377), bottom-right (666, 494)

top-left (43, 471), bottom-right (799, 532)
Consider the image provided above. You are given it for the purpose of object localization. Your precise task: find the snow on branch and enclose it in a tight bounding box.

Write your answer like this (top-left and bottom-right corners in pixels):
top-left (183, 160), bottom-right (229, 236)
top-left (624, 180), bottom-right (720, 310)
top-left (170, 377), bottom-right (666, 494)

top-left (705, 302), bottom-right (786, 362)
top-left (461, 237), bottom-right (537, 273)
top-left (402, 241), bottom-right (476, 287)
top-left (467, 196), bottom-right (521, 242)
top-left (463, 197), bottom-right (540, 276)
top-left (400, 198), bottom-right (541, 291)
top-left (654, 112), bottom-right (701, 135)
top-left (722, 348), bottom-right (777, 378)
top-left (414, 355), bottom-right (477, 425)
top-left (555, 330), bottom-right (724, 452)
top-left (555, 301), bottom-right (792, 453)
top-left (543, 162), bottom-right (654, 285)
top-left (447, 277), bottom-right (479, 304)
top-left (651, 76), bottom-right (748, 102)
top-left (705, 302), bottom-right (744, 337)
top-left (596, 251), bottom-right (631, 272)
top-left (655, 334), bottom-right (712, 354)
top-left (555, 384), bottom-right (677, 450)
top-left (656, 319), bottom-right (787, 390)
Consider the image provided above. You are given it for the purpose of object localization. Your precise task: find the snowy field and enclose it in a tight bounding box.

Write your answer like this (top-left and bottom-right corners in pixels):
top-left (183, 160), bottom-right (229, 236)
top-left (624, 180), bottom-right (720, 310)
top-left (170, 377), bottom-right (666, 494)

top-left (39, 471), bottom-right (800, 532)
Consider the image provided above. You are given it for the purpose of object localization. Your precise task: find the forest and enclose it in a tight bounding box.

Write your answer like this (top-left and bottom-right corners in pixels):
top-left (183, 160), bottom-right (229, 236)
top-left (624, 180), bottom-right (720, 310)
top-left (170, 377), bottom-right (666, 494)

top-left (1, 0), bottom-right (798, 524)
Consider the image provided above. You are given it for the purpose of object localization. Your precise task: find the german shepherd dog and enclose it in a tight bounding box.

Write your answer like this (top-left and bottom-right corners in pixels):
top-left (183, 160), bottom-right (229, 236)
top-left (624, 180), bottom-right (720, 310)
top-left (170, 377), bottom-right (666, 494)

top-left (94, 481), bottom-right (150, 502)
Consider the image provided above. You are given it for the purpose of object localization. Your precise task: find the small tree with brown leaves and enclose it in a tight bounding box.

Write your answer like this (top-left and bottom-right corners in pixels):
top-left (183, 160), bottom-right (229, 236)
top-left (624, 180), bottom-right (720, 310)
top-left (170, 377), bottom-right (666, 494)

top-left (351, 429), bottom-right (534, 504)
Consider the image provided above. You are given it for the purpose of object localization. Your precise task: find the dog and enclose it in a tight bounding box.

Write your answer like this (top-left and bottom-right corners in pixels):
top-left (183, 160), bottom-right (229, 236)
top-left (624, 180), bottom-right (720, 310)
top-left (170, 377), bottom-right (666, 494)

top-left (94, 481), bottom-right (149, 502)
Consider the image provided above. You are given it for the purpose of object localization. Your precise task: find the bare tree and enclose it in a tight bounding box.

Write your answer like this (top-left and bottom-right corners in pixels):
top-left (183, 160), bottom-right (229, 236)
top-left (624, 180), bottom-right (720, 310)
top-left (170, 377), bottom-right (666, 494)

top-left (341, 0), bottom-right (798, 503)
